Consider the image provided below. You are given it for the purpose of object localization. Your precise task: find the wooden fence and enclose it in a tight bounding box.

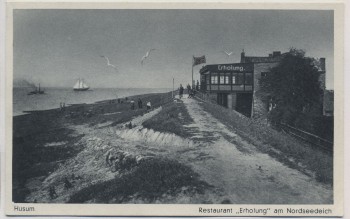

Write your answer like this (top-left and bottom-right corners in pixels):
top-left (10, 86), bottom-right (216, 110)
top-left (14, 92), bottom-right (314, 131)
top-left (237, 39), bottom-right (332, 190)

top-left (280, 122), bottom-right (333, 152)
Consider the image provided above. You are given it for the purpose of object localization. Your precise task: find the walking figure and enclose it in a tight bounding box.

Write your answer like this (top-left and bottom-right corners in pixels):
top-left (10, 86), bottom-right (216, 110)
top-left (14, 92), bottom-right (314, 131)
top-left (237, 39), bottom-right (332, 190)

top-left (189, 90), bottom-right (194, 98)
top-left (186, 84), bottom-right (192, 98)
top-left (179, 84), bottom-right (184, 99)
top-left (187, 84), bottom-right (192, 98)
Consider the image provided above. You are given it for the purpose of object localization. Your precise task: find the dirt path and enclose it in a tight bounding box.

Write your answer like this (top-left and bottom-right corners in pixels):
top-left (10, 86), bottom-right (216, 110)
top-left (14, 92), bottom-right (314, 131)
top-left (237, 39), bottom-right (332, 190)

top-left (179, 95), bottom-right (332, 204)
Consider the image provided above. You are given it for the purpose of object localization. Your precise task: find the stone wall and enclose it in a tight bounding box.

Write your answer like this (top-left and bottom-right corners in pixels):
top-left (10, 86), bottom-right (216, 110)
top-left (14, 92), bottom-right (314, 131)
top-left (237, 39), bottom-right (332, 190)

top-left (318, 72), bottom-right (326, 91)
top-left (252, 62), bottom-right (279, 120)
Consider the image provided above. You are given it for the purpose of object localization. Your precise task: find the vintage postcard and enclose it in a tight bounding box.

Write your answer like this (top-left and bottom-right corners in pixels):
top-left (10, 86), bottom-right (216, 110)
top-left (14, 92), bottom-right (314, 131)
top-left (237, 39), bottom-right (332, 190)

top-left (4, 1), bottom-right (344, 217)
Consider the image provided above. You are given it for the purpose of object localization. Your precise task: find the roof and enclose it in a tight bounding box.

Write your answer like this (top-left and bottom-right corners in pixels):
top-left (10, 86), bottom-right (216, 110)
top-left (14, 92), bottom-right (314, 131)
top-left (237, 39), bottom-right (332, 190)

top-left (241, 51), bottom-right (287, 63)
top-left (241, 56), bottom-right (283, 63)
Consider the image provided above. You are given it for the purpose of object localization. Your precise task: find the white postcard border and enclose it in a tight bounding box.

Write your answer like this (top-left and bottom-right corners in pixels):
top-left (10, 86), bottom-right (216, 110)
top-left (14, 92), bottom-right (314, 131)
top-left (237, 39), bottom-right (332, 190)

top-left (4, 1), bottom-right (344, 216)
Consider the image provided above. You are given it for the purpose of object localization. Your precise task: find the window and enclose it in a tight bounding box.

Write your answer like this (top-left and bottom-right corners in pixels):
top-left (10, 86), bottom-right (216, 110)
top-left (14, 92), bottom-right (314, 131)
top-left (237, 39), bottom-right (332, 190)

top-left (220, 76), bottom-right (225, 84)
top-left (211, 76), bottom-right (218, 84)
top-left (232, 76), bottom-right (236, 84)
top-left (225, 76), bottom-right (229, 84)
top-left (219, 75), bottom-right (230, 84)
top-left (245, 73), bottom-right (253, 85)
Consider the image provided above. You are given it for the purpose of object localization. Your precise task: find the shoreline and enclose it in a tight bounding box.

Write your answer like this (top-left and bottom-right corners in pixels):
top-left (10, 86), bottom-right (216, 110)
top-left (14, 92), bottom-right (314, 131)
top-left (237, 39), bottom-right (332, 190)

top-left (13, 87), bottom-right (173, 117)
top-left (12, 91), bottom-right (174, 202)
top-left (13, 90), bottom-right (173, 118)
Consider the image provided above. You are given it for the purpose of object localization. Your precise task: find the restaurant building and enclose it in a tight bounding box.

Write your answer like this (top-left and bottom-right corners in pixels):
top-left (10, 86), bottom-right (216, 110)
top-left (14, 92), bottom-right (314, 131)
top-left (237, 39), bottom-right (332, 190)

top-left (200, 50), bottom-right (328, 119)
top-left (199, 62), bottom-right (254, 117)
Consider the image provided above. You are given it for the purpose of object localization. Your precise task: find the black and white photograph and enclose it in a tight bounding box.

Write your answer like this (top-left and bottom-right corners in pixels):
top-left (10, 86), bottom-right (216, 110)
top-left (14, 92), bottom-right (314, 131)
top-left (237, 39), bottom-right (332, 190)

top-left (4, 2), bottom-right (344, 217)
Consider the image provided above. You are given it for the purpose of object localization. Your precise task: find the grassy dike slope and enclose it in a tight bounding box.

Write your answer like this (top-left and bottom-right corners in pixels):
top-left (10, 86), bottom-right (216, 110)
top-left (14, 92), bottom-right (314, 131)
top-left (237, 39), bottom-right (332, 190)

top-left (68, 99), bottom-right (214, 204)
top-left (142, 100), bottom-right (194, 138)
top-left (12, 92), bottom-right (174, 202)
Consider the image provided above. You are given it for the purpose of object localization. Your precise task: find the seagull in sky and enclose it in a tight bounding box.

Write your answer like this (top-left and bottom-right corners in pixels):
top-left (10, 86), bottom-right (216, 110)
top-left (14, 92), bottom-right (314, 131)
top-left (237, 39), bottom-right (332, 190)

top-left (101, 55), bottom-right (118, 72)
top-left (223, 50), bottom-right (233, 57)
top-left (141, 49), bottom-right (156, 65)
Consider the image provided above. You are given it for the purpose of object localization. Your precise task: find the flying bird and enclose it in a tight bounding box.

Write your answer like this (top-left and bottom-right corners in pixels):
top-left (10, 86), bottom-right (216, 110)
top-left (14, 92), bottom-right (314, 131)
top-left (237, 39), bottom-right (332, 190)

top-left (101, 55), bottom-right (118, 72)
top-left (223, 51), bottom-right (233, 57)
top-left (141, 49), bottom-right (156, 65)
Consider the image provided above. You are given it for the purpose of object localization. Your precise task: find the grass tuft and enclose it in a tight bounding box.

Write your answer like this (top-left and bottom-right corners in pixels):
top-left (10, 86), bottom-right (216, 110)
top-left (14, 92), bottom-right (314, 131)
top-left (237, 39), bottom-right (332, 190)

top-left (143, 101), bottom-right (194, 138)
top-left (68, 158), bottom-right (211, 203)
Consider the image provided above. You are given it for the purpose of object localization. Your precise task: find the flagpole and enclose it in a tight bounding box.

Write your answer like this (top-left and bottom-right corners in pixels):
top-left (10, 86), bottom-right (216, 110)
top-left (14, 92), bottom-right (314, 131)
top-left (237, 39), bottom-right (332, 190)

top-left (192, 56), bottom-right (194, 89)
top-left (172, 77), bottom-right (174, 99)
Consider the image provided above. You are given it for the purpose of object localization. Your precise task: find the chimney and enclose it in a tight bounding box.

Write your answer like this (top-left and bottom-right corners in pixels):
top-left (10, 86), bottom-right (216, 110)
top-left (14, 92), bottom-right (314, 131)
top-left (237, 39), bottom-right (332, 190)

top-left (240, 49), bottom-right (245, 63)
top-left (319, 58), bottom-right (326, 71)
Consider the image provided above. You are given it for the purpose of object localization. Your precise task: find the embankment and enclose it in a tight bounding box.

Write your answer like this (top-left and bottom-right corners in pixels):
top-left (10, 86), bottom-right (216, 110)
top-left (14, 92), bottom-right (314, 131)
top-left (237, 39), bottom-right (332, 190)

top-left (197, 97), bottom-right (333, 185)
top-left (12, 91), bottom-right (173, 203)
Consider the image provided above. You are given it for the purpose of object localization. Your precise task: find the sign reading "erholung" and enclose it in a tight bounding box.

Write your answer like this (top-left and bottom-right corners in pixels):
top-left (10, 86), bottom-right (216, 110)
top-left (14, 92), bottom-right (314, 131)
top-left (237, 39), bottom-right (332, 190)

top-left (201, 63), bottom-right (253, 73)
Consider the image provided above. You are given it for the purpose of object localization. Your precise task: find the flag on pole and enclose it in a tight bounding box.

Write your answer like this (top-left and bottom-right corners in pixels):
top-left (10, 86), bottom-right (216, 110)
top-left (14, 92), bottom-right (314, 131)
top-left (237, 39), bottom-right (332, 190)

top-left (193, 55), bottom-right (206, 66)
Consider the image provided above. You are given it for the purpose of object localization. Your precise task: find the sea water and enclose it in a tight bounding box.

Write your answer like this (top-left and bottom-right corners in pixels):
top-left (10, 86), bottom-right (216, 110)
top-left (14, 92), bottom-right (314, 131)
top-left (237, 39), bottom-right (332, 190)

top-left (13, 87), bottom-right (171, 116)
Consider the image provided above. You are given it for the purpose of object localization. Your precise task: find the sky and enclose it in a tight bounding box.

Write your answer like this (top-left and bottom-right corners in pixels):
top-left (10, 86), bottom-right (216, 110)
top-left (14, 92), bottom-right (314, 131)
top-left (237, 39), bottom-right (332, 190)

top-left (13, 9), bottom-right (334, 89)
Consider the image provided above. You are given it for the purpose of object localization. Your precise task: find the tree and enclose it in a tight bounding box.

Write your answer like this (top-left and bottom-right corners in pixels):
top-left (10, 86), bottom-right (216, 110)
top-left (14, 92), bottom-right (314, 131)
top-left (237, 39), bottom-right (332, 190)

top-left (259, 48), bottom-right (323, 125)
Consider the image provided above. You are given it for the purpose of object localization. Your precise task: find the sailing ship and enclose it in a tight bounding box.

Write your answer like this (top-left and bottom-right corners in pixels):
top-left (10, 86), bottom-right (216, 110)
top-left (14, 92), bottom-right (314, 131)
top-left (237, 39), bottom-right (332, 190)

top-left (27, 83), bottom-right (45, 95)
top-left (73, 78), bottom-right (90, 91)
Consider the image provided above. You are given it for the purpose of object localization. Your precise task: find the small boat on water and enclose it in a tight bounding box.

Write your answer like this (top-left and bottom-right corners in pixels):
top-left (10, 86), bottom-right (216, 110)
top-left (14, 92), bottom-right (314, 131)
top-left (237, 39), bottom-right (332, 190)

top-left (73, 78), bottom-right (90, 91)
top-left (27, 83), bottom-right (45, 95)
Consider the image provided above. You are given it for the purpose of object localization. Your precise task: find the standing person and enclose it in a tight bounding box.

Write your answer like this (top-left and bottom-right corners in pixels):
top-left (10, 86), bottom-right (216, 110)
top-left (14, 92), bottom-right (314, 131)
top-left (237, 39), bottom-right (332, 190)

top-left (130, 100), bottom-right (135, 110)
top-left (146, 101), bottom-right (152, 111)
top-left (196, 80), bottom-right (200, 91)
top-left (138, 98), bottom-right (143, 109)
top-left (187, 84), bottom-right (192, 98)
top-left (179, 84), bottom-right (184, 99)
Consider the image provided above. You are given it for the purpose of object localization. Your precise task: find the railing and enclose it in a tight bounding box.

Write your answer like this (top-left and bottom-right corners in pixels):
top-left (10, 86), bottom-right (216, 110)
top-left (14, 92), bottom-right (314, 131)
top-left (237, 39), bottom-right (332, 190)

top-left (193, 90), bottom-right (217, 104)
top-left (280, 122), bottom-right (333, 152)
